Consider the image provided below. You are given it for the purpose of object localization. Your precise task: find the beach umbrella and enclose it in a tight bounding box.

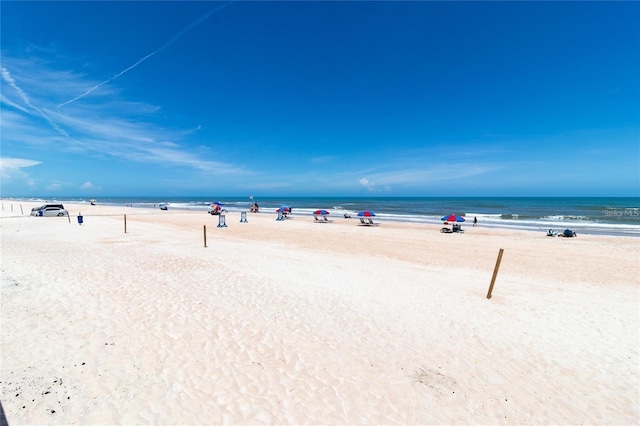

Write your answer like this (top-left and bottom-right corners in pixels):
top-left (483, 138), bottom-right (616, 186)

top-left (210, 202), bottom-right (223, 213)
top-left (313, 209), bottom-right (330, 215)
top-left (357, 210), bottom-right (375, 217)
top-left (276, 206), bottom-right (291, 212)
top-left (441, 214), bottom-right (465, 222)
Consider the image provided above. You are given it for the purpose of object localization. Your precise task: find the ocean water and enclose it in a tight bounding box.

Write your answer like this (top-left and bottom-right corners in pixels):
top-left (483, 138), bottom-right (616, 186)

top-left (13, 196), bottom-right (640, 237)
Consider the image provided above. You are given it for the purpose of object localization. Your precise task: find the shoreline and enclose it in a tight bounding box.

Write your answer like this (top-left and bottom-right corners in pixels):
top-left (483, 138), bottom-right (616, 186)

top-left (2, 198), bottom-right (639, 238)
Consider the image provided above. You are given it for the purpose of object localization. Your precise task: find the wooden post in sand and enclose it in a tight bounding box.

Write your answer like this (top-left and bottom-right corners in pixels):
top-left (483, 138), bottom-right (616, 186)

top-left (487, 249), bottom-right (504, 299)
top-left (124, 214), bottom-right (127, 234)
top-left (204, 225), bottom-right (207, 248)
top-left (20, 205), bottom-right (23, 215)
top-left (67, 213), bottom-right (71, 224)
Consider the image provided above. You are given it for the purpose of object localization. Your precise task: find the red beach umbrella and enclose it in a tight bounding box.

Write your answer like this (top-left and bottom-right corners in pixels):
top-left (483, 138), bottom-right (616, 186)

top-left (441, 214), bottom-right (465, 222)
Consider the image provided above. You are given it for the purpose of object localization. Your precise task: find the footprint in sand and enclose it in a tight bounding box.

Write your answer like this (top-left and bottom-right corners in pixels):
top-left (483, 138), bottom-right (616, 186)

top-left (415, 367), bottom-right (458, 398)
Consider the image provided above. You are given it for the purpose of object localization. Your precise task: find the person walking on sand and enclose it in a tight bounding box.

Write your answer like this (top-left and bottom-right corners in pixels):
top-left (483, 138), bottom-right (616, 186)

top-left (473, 216), bottom-right (478, 227)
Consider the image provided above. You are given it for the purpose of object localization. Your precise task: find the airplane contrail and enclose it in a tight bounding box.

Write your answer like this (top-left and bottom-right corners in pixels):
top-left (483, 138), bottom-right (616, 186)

top-left (2, 67), bottom-right (72, 139)
top-left (58, 1), bottom-right (234, 108)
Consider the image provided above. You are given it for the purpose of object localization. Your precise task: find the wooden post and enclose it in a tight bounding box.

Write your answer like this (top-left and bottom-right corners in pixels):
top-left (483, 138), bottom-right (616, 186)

top-left (487, 248), bottom-right (504, 299)
top-left (67, 213), bottom-right (71, 224)
top-left (124, 214), bottom-right (127, 234)
top-left (11, 204), bottom-right (14, 212)
top-left (203, 225), bottom-right (207, 248)
top-left (20, 205), bottom-right (23, 215)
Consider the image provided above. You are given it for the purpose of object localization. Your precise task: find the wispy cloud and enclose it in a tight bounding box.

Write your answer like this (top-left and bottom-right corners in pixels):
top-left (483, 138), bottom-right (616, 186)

top-left (0, 157), bottom-right (42, 179)
top-left (2, 66), bottom-right (72, 140)
top-left (310, 155), bottom-right (335, 164)
top-left (0, 93), bottom-right (30, 113)
top-left (46, 181), bottom-right (64, 191)
top-left (58, 1), bottom-right (235, 108)
top-left (1, 55), bottom-right (247, 176)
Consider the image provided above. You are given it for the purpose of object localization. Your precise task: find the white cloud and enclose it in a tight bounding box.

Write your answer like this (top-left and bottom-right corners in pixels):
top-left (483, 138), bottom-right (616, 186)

top-left (81, 181), bottom-right (94, 189)
top-left (0, 157), bottom-right (41, 179)
top-left (46, 182), bottom-right (63, 191)
top-left (359, 177), bottom-right (376, 190)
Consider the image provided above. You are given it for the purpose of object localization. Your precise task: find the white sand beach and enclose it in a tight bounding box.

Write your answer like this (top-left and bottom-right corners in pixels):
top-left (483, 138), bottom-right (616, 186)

top-left (1, 201), bottom-right (638, 425)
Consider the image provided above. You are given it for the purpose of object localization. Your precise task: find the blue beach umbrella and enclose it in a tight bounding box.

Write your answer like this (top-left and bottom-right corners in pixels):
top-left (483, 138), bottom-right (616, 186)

top-left (441, 214), bottom-right (465, 222)
top-left (313, 209), bottom-right (330, 215)
top-left (357, 210), bottom-right (375, 217)
top-left (209, 202), bottom-right (223, 215)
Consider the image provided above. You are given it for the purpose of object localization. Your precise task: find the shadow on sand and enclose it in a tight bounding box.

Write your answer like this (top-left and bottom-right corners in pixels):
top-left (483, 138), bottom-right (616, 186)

top-left (0, 400), bottom-right (8, 426)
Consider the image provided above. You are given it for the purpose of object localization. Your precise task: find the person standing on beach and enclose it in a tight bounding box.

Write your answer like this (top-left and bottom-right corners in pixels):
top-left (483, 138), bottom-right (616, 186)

top-left (473, 216), bottom-right (478, 227)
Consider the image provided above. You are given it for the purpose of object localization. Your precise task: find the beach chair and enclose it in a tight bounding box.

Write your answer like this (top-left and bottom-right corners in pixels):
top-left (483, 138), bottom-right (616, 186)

top-left (359, 218), bottom-right (369, 226)
top-left (368, 218), bottom-right (375, 225)
top-left (322, 215), bottom-right (329, 223)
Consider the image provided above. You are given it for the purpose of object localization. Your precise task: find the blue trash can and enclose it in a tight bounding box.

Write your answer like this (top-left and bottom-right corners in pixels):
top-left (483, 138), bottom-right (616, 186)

top-left (77, 214), bottom-right (84, 225)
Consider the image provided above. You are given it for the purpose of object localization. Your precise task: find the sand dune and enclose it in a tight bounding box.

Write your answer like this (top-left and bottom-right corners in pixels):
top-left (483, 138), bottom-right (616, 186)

top-left (1, 202), bottom-right (638, 424)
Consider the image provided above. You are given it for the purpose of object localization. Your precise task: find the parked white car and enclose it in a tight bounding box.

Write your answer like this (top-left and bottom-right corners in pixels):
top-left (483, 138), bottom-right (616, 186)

top-left (30, 204), bottom-right (69, 217)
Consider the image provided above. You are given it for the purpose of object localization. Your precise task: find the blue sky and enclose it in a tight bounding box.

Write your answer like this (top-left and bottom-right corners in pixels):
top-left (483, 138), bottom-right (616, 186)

top-left (1, 1), bottom-right (639, 197)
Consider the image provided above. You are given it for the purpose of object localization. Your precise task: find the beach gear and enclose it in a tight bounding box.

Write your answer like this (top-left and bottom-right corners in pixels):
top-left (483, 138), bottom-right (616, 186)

top-left (441, 214), bottom-right (465, 222)
top-left (357, 210), bottom-right (375, 217)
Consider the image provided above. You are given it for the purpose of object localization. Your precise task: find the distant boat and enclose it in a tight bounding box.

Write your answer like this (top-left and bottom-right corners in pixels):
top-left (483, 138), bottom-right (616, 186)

top-left (159, 203), bottom-right (169, 210)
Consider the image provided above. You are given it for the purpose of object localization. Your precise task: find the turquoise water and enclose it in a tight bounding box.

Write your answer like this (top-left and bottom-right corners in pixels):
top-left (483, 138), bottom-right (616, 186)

top-left (14, 196), bottom-right (640, 236)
